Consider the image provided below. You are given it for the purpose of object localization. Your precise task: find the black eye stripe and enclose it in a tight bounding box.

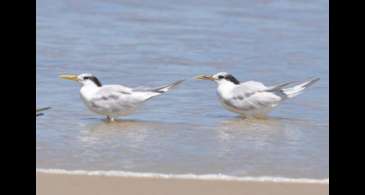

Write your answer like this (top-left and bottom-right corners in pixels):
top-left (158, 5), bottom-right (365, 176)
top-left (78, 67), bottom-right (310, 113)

top-left (218, 75), bottom-right (224, 79)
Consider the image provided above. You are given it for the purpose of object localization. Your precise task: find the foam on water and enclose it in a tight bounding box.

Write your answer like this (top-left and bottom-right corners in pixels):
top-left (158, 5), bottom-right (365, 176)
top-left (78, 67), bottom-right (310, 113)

top-left (36, 168), bottom-right (329, 184)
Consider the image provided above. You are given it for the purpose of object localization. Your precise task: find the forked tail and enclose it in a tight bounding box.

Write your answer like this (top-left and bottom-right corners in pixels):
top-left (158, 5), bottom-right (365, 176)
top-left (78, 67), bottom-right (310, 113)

top-left (134, 80), bottom-right (184, 101)
top-left (151, 80), bottom-right (184, 94)
top-left (282, 78), bottom-right (320, 98)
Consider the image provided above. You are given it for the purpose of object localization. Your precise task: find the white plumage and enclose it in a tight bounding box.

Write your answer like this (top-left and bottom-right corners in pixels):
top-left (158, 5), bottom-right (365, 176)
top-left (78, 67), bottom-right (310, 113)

top-left (61, 73), bottom-right (184, 121)
top-left (196, 72), bottom-right (319, 118)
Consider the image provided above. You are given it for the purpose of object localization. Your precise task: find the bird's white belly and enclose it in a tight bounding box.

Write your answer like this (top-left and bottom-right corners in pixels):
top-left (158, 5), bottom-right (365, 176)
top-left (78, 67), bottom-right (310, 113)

top-left (218, 96), bottom-right (273, 118)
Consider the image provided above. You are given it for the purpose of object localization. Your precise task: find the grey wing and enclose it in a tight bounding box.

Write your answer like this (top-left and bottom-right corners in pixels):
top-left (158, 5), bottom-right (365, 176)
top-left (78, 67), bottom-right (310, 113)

top-left (89, 85), bottom-right (139, 112)
top-left (99, 85), bottom-right (133, 94)
top-left (227, 81), bottom-right (282, 110)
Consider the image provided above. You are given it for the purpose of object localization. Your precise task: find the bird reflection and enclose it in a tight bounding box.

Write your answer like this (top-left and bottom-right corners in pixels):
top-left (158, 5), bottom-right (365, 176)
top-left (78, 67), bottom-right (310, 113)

top-left (85, 119), bottom-right (175, 133)
top-left (216, 116), bottom-right (310, 143)
top-left (77, 119), bottom-right (187, 146)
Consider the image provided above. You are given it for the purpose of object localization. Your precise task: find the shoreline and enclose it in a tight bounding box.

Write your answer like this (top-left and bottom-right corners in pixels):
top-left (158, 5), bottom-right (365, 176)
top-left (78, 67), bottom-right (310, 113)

top-left (37, 171), bottom-right (329, 195)
top-left (36, 168), bottom-right (328, 183)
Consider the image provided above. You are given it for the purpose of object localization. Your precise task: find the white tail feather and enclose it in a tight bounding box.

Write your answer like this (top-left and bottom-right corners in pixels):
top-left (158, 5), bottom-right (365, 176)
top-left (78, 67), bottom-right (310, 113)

top-left (282, 78), bottom-right (320, 98)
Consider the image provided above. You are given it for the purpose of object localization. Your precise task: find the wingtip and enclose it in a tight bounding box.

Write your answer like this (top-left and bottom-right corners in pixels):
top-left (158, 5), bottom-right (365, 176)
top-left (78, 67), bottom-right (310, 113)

top-left (309, 77), bottom-right (320, 84)
top-left (36, 107), bottom-right (52, 113)
top-left (174, 79), bottom-right (185, 85)
top-left (169, 79), bottom-right (185, 89)
top-left (303, 77), bottom-right (320, 88)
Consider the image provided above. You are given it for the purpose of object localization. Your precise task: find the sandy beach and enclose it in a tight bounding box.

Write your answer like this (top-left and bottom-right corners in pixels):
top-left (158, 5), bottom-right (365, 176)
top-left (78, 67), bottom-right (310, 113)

top-left (36, 172), bottom-right (328, 195)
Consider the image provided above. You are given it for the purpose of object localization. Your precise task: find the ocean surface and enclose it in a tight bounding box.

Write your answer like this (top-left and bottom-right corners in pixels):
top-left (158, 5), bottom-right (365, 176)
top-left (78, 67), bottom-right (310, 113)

top-left (36, 0), bottom-right (328, 180)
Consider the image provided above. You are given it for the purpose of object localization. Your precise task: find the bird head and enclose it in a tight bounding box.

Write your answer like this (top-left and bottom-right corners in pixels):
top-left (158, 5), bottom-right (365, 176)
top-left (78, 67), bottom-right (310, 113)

top-left (195, 72), bottom-right (240, 85)
top-left (59, 73), bottom-right (102, 87)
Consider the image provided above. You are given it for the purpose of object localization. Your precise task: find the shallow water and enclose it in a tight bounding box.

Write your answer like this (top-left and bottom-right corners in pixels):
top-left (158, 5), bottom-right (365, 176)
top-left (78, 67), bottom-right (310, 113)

top-left (36, 0), bottom-right (328, 179)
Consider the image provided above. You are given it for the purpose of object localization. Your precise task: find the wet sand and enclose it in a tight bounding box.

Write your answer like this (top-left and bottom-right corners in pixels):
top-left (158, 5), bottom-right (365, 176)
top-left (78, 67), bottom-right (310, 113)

top-left (36, 172), bottom-right (328, 195)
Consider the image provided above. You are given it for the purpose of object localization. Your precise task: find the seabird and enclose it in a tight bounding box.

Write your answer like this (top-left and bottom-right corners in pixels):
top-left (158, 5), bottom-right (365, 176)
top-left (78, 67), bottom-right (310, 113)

top-left (195, 72), bottom-right (319, 118)
top-left (60, 73), bottom-right (184, 121)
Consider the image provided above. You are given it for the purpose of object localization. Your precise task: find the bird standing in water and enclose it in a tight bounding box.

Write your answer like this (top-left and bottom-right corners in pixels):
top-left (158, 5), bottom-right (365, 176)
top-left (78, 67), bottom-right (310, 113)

top-left (195, 72), bottom-right (319, 118)
top-left (60, 73), bottom-right (184, 121)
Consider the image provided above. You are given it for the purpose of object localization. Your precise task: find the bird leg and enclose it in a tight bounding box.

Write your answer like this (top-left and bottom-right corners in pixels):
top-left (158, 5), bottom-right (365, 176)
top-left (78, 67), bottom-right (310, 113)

top-left (106, 116), bottom-right (115, 122)
top-left (239, 114), bottom-right (247, 120)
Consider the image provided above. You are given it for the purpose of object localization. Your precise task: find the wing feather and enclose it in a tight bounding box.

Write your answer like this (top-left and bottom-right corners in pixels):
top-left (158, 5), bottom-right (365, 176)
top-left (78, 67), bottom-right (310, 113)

top-left (226, 81), bottom-right (282, 111)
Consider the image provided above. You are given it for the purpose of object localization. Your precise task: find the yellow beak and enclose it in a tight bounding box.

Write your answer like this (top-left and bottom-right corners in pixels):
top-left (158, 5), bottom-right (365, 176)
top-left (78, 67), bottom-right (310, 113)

top-left (59, 74), bottom-right (79, 81)
top-left (195, 74), bottom-right (214, 81)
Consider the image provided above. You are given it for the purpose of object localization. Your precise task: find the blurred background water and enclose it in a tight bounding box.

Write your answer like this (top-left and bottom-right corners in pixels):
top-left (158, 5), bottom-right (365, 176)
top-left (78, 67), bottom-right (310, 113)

top-left (36, 0), bottom-right (328, 179)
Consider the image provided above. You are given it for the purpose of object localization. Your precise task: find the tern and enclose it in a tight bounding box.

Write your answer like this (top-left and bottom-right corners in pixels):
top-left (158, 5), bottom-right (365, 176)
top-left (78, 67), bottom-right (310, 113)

top-left (60, 73), bottom-right (184, 121)
top-left (36, 107), bottom-right (51, 117)
top-left (195, 72), bottom-right (319, 118)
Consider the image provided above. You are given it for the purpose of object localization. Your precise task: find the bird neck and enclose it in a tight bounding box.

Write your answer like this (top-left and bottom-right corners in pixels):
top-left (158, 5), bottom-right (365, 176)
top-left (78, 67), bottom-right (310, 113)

top-left (80, 83), bottom-right (100, 100)
top-left (217, 81), bottom-right (236, 98)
